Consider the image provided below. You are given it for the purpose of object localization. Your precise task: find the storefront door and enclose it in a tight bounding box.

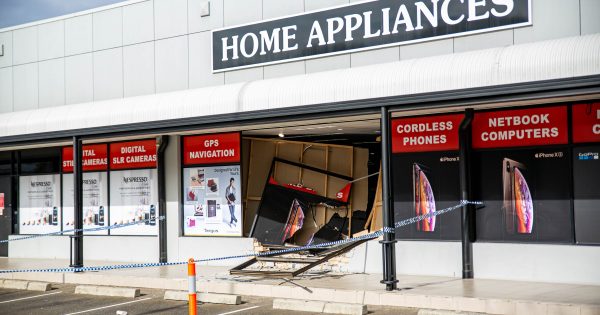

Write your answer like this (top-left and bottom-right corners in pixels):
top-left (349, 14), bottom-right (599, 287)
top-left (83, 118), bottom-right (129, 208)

top-left (0, 176), bottom-right (12, 256)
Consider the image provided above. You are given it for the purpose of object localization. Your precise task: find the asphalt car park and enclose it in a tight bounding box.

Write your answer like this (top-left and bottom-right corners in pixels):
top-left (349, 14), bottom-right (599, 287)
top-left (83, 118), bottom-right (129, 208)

top-left (0, 284), bottom-right (418, 315)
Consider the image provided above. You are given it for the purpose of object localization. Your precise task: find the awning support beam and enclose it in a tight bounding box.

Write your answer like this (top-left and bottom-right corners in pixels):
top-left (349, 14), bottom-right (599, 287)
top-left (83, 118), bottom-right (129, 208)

top-left (459, 109), bottom-right (475, 278)
top-left (70, 136), bottom-right (84, 269)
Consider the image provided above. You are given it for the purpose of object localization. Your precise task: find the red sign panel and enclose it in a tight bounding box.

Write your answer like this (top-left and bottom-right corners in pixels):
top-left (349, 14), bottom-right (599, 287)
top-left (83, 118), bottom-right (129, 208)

top-left (572, 103), bottom-right (600, 143)
top-left (391, 114), bottom-right (463, 153)
top-left (472, 106), bottom-right (568, 149)
top-left (62, 144), bottom-right (108, 172)
top-left (183, 132), bottom-right (241, 165)
top-left (110, 140), bottom-right (157, 170)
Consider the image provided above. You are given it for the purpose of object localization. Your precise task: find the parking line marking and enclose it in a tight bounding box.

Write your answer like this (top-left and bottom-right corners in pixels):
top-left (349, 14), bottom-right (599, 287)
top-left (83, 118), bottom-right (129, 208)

top-left (0, 291), bottom-right (62, 304)
top-left (64, 297), bottom-right (152, 315)
top-left (217, 305), bottom-right (261, 315)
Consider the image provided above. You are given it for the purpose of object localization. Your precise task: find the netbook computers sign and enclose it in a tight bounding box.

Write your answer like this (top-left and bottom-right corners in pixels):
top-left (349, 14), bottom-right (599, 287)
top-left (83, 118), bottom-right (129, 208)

top-left (212, 0), bottom-right (531, 72)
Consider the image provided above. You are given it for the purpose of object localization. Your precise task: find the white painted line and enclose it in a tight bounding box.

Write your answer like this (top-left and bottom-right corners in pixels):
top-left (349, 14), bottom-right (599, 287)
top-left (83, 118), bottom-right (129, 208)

top-left (0, 291), bottom-right (62, 304)
top-left (217, 305), bottom-right (261, 315)
top-left (64, 297), bottom-right (152, 315)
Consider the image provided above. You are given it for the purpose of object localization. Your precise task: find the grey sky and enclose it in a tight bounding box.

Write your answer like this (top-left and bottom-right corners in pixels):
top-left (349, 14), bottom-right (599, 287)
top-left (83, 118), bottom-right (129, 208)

top-left (0, 0), bottom-right (126, 29)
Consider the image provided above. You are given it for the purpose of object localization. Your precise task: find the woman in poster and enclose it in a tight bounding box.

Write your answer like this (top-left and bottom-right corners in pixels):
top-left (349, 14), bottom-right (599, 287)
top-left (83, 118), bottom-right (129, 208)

top-left (225, 178), bottom-right (238, 226)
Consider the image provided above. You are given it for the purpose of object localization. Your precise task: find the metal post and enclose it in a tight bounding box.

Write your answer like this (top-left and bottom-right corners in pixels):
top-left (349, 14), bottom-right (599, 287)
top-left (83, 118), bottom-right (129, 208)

top-left (157, 136), bottom-right (170, 263)
top-left (379, 106), bottom-right (398, 291)
top-left (71, 136), bottom-right (84, 268)
top-left (459, 109), bottom-right (474, 279)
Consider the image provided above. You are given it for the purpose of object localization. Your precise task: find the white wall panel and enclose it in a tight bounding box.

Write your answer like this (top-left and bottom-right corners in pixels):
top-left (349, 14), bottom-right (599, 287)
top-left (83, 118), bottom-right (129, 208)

top-left (13, 26), bottom-right (37, 65)
top-left (305, 0), bottom-right (348, 11)
top-left (189, 31), bottom-right (223, 88)
top-left (224, 67), bottom-right (263, 84)
top-left (189, 0), bottom-right (223, 33)
top-left (65, 15), bottom-right (93, 56)
top-left (224, 0), bottom-right (262, 26)
top-left (123, 0), bottom-right (154, 45)
top-left (154, 0), bottom-right (187, 40)
top-left (264, 61), bottom-right (305, 79)
top-left (155, 36), bottom-right (188, 93)
top-left (0, 67), bottom-right (12, 113)
top-left (0, 31), bottom-right (12, 68)
top-left (123, 41), bottom-right (155, 97)
top-left (306, 55), bottom-right (350, 73)
top-left (454, 30), bottom-right (513, 53)
top-left (401, 39), bottom-right (453, 60)
top-left (38, 21), bottom-right (64, 61)
top-left (263, 0), bottom-right (304, 18)
top-left (351, 47), bottom-right (399, 68)
top-left (94, 48), bottom-right (123, 101)
top-left (13, 63), bottom-right (38, 111)
top-left (93, 7), bottom-right (123, 51)
top-left (85, 237), bottom-right (158, 262)
top-left (581, 0), bottom-right (600, 35)
top-left (38, 58), bottom-right (65, 108)
top-left (514, 0), bottom-right (580, 44)
top-left (65, 53), bottom-right (93, 104)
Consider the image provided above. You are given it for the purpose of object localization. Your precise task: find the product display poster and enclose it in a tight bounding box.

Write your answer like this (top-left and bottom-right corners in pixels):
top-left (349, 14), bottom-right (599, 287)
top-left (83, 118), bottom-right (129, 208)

top-left (391, 114), bottom-right (463, 240)
top-left (183, 165), bottom-right (242, 236)
top-left (473, 147), bottom-right (573, 243)
top-left (573, 145), bottom-right (600, 244)
top-left (19, 174), bottom-right (61, 234)
top-left (109, 169), bottom-right (159, 235)
top-left (62, 173), bottom-right (109, 235)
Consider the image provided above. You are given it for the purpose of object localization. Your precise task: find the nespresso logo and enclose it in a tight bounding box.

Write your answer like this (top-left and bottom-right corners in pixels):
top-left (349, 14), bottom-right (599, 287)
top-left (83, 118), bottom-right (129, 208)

top-left (31, 181), bottom-right (51, 187)
top-left (83, 179), bottom-right (98, 185)
top-left (123, 177), bottom-right (148, 183)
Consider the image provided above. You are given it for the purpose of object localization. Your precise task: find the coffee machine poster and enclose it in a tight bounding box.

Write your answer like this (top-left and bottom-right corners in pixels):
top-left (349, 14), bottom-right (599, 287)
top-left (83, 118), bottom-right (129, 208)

top-left (62, 172), bottom-right (109, 235)
top-left (183, 165), bottom-right (242, 237)
top-left (472, 106), bottom-right (573, 243)
top-left (109, 169), bottom-right (159, 235)
top-left (391, 113), bottom-right (463, 240)
top-left (19, 174), bottom-right (61, 235)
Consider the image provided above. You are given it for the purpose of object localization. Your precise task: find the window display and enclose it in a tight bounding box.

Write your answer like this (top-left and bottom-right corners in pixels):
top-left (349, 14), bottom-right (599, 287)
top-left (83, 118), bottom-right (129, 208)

top-left (472, 106), bottom-right (573, 243)
top-left (391, 113), bottom-right (464, 240)
top-left (182, 132), bottom-right (243, 237)
top-left (18, 174), bottom-right (61, 234)
top-left (109, 140), bottom-right (158, 236)
top-left (62, 172), bottom-right (109, 235)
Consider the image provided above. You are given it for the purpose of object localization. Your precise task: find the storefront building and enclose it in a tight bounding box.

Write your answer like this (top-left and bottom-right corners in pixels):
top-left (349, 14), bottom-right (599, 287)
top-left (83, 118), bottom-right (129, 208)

top-left (0, 0), bottom-right (599, 288)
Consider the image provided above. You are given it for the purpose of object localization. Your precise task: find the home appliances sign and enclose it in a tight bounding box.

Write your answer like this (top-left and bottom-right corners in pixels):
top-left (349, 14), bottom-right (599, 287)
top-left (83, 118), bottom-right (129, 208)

top-left (213, 0), bottom-right (531, 72)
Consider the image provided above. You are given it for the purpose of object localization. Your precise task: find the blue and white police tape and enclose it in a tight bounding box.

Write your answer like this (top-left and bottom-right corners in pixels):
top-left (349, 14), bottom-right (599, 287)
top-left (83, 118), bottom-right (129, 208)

top-left (0, 216), bottom-right (166, 244)
top-left (0, 200), bottom-right (482, 274)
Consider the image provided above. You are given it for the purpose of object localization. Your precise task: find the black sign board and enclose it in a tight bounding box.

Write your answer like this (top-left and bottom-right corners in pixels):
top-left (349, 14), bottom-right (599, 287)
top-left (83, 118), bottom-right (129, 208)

top-left (212, 0), bottom-right (531, 72)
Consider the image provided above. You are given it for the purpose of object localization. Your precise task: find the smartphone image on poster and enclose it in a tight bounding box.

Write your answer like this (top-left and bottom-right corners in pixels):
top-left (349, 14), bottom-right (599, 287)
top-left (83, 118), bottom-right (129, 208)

top-left (282, 199), bottom-right (305, 243)
top-left (149, 204), bottom-right (156, 226)
top-left (98, 206), bottom-right (105, 226)
top-left (413, 163), bottom-right (436, 232)
top-left (52, 207), bottom-right (58, 226)
top-left (502, 158), bottom-right (534, 234)
top-left (207, 200), bottom-right (217, 218)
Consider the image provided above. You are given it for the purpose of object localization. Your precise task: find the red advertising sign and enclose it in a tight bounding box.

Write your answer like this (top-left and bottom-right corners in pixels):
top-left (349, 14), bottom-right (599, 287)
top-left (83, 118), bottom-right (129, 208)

top-left (391, 114), bottom-right (463, 153)
top-left (472, 106), bottom-right (568, 149)
top-left (110, 139), bottom-right (157, 170)
top-left (183, 132), bottom-right (241, 165)
top-left (572, 103), bottom-right (600, 143)
top-left (62, 144), bottom-right (108, 172)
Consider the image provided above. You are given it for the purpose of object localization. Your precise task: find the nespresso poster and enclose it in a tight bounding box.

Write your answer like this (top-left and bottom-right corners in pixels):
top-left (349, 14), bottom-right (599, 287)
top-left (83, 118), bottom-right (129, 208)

top-left (19, 174), bottom-right (61, 234)
top-left (391, 114), bottom-right (464, 240)
top-left (472, 106), bottom-right (573, 243)
top-left (109, 169), bottom-right (158, 235)
top-left (62, 172), bottom-right (109, 235)
top-left (183, 166), bottom-right (242, 236)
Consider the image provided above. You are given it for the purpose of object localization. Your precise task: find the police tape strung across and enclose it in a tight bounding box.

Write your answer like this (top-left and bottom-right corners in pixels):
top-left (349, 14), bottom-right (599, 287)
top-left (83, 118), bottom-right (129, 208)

top-left (0, 216), bottom-right (166, 244)
top-left (0, 200), bottom-right (482, 274)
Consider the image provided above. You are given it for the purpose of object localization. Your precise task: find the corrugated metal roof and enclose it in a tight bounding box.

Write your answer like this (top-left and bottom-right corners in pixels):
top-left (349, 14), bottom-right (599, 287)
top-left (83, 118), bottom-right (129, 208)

top-left (0, 34), bottom-right (599, 138)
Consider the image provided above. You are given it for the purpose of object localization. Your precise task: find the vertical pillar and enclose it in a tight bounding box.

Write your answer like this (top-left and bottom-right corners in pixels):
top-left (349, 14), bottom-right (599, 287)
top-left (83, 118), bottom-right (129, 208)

top-left (459, 109), bottom-right (474, 279)
top-left (157, 136), bottom-right (169, 263)
top-left (71, 136), bottom-right (84, 268)
top-left (380, 106), bottom-right (398, 291)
